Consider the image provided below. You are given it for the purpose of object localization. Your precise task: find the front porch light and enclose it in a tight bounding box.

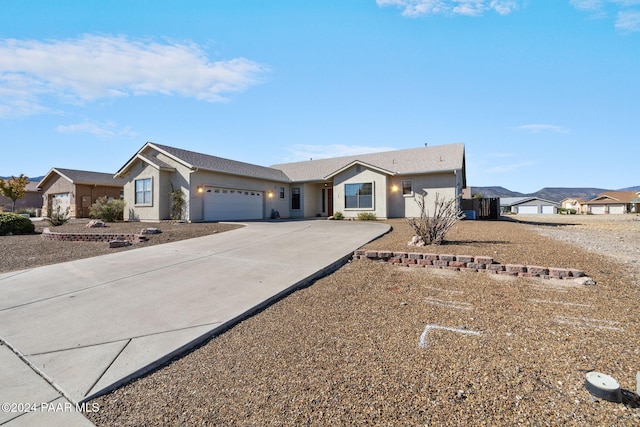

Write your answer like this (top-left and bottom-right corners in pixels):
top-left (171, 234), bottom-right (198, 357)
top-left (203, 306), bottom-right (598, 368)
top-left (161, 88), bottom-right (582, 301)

top-left (197, 186), bottom-right (204, 194)
top-left (267, 192), bottom-right (274, 198)
top-left (392, 185), bottom-right (399, 192)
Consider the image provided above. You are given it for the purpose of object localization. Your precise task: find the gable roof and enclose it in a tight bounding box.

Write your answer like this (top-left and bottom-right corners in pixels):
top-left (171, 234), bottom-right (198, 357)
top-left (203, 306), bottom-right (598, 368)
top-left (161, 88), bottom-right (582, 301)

top-left (584, 191), bottom-right (640, 204)
top-left (38, 168), bottom-right (125, 189)
top-left (500, 196), bottom-right (559, 207)
top-left (116, 142), bottom-right (291, 183)
top-left (270, 143), bottom-right (466, 183)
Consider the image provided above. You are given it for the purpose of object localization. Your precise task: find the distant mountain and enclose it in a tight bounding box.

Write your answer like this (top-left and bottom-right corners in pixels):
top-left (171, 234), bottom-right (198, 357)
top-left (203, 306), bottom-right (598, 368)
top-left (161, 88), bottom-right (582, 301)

top-left (618, 185), bottom-right (640, 192)
top-left (470, 186), bottom-right (613, 202)
top-left (0, 176), bottom-right (44, 181)
top-left (469, 186), bottom-right (525, 198)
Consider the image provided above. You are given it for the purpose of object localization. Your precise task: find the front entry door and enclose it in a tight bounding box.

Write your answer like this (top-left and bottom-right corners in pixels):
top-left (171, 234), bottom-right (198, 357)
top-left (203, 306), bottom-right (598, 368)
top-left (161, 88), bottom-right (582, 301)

top-left (327, 188), bottom-right (333, 216)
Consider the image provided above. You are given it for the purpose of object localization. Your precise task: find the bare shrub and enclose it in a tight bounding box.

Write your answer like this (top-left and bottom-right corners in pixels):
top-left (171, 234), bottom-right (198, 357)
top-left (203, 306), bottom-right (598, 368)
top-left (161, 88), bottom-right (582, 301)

top-left (407, 192), bottom-right (464, 245)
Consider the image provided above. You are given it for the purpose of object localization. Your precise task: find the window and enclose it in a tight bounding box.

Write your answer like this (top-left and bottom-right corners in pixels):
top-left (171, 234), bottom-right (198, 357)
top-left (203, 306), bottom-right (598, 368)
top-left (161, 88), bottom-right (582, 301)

top-left (402, 180), bottom-right (413, 195)
top-left (345, 183), bottom-right (373, 209)
top-left (291, 187), bottom-right (301, 210)
top-left (135, 178), bottom-right (152, 205)
top-left (279, 187), bottom-right (285, 199)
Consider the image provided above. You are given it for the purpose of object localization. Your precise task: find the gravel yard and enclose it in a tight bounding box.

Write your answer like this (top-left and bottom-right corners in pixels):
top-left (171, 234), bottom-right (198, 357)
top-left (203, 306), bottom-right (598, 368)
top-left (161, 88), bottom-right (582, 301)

top-left (3, 215), bottom-right (640, 425)
top-left (80, 215), bottom-right (640, 426)
top-left (0, 219), bottom-right (242, 274)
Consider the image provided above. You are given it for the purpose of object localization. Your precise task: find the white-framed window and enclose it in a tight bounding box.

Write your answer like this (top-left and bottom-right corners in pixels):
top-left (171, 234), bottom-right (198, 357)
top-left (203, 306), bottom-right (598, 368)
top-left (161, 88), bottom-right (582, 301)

top-left (135, 177), bottom-right (152, 205)
top-left (345, 182), bottom-right (373, 209)
top-left (402, 180), bottom-right (413, 196)
top-left (279, 187), bottom-right (285, 199)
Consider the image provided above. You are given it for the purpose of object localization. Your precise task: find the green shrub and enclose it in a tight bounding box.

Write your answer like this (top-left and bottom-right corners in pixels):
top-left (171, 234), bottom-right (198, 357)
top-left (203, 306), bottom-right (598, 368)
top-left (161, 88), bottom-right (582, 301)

top-left (89, 197), bottom-right (125, 222)
top-left (332, 211), bottom-right (344, 220)
top-left (357, 212), bottom-right (377, 221)
top-left (0, 212), bottom-right (35, 235)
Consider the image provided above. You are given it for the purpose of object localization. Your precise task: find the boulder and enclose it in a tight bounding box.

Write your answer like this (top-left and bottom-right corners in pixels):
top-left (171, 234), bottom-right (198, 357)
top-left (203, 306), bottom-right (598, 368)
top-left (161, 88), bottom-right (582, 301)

top-left (86, 220), bottom-right (106, 228)
top-left (141, 227), bottom-right (162, 235)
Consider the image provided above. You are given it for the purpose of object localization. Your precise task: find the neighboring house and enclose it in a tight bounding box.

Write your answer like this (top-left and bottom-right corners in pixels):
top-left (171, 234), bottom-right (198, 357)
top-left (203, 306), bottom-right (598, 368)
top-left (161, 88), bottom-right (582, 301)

top-left (500, 197), bottom-right (559, 214)
top-left (115, 142), bottom-right (467, 222)
top-left (0, 180), bottom-right (43, 212)
top-left (38, 168), bottom-right (125, 218)
top-left (582, 191), bottom-right (640, 215)
top-left (560, 197), bottom-right (588, 214)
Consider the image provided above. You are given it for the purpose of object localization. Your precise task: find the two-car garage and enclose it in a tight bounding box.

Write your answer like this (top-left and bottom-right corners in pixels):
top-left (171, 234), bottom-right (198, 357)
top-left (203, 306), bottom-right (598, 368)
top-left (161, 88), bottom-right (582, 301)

top-left (203, 187), bottom-right (264, 221)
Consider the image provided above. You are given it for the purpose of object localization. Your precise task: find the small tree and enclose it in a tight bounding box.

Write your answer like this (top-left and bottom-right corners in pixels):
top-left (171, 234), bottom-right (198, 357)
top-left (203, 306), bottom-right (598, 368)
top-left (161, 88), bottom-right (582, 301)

top-left (169, 184), bottom-right (185, 220)
top-left (89, 196), bottom-right (125, 222)
top-left (407, 192), bottom-right (464, 245)
top-left (0, 174), bottom-right (29, 212)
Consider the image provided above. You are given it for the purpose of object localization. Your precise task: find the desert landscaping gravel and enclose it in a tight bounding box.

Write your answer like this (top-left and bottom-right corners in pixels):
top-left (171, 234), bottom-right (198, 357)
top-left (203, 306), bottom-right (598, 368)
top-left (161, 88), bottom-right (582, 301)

top-left (3, 215), bottom-right (640, 425)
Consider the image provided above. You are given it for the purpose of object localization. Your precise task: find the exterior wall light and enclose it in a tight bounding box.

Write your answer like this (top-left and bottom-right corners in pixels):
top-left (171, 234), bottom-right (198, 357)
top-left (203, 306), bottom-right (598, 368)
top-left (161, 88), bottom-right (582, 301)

top-left (197, 186), bottom-right (204, 194)
top-left (391, 185), bottom-right (399, 192)
top-left (267, 192), bottom-right (274, 198)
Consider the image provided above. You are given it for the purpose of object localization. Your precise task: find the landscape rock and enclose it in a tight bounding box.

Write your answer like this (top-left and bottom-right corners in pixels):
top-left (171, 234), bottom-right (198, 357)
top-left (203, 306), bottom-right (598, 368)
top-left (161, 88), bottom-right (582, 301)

top-left (109, 239), bottom-right (131, 248)
top-left (141, 227), bottom-right (162, 235)
top-left (86, 220), bottom-right (106, 228)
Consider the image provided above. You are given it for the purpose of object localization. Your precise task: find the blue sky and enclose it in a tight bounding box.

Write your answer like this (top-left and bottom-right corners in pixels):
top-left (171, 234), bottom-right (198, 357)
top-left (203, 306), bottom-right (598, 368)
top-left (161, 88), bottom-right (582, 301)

top-left (1, 0), bottom-right (638, 193)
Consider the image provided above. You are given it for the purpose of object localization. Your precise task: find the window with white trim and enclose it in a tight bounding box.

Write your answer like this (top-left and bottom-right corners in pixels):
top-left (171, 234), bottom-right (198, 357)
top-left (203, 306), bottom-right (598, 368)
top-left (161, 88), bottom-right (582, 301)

top-left (345, 183), bottom-right (373, 209)
top-left (135, 178), bottom-right (152, 205)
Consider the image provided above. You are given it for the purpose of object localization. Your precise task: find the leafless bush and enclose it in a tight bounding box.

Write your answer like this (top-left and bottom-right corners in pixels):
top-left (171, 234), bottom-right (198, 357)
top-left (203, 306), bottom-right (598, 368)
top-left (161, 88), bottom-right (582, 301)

top-left (407, 192), bottom-right (464, 245)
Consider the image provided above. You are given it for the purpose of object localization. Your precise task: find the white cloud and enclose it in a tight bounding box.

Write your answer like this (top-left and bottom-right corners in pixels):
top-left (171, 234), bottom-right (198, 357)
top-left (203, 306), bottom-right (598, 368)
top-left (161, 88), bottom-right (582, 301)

top-left (0, 34), bottom-right (269, 117)
top-left (616, 10), bottom-right (640, 30)
top-left (283, 144), bottom-right (397, 162)
top-left (516, 124), bottom-right (569, 134)
top-left (56, 121), bottom-right (139, 139)
top-left (570, 0), bottom-right (640, 30)
top-left (376, 0), bottom-right (520, 16)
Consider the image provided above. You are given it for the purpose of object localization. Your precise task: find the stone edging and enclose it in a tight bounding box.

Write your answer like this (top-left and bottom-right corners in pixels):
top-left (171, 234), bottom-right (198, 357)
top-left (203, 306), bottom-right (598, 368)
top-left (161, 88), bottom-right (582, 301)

top-left (41, 228), bottom-right (147, 243)
top-left (353, 249), bottom-right (596, 284)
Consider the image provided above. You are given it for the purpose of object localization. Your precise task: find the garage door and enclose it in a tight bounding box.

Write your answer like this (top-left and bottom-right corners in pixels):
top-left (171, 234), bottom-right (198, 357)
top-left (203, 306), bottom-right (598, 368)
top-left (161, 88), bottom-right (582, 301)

top-left (204, 187), bottom-right (263, 221)
top-left (52, 193), bottom-right (71, 213)
top-left (590, 205), bottom-right (606, 215)
top-left (517, 205), bottom-right (538, 214)
top-left (609, 205), bottom-right (624, 215)
top-left (541, 205), bottom-right (555, 214)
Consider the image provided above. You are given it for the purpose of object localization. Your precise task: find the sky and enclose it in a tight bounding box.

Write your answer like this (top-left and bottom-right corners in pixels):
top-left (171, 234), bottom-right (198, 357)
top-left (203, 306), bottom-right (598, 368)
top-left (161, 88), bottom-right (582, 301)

top-left (0, 0), bottom-right (638, 193)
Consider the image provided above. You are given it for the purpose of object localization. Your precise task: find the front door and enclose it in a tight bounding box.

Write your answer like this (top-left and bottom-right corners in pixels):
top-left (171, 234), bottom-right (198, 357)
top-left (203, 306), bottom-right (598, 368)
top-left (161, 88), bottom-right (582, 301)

top-left (327, 188), bottom-right (333, 216)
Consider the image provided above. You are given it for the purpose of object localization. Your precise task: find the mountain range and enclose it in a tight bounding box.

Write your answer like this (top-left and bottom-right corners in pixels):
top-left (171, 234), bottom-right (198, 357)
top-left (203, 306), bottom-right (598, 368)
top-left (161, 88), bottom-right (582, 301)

top-left (470, 186), bottom-right (640, 203)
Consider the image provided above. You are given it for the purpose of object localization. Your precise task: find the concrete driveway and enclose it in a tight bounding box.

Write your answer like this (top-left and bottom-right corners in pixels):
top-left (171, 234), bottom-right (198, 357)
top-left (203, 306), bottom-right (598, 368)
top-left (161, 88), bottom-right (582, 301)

top-left (0, 220), bottom-right (389, 426)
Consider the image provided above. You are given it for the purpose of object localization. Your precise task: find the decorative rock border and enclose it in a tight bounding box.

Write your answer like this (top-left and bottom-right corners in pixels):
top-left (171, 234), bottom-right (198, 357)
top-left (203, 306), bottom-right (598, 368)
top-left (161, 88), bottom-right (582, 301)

top-left (353, 249), bottom-right (596, 284)
top-left (41, 228), bottom-right (148, 243)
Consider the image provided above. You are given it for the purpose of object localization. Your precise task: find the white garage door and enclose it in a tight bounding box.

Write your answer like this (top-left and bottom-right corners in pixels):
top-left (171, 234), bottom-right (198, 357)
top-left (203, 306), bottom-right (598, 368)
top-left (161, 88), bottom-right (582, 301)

top-left (590, 205), bottom-right (606, 215)
top-left (204, 187), bottom-right (263, 221)
top-left (517, 205), bottom-right (538, 214)
top-left (52, 193), bottom-right (71, 213)
top-left (541, 205), bottom-right (555, 214)
top-left (609, 205), bottom-right (624, 215)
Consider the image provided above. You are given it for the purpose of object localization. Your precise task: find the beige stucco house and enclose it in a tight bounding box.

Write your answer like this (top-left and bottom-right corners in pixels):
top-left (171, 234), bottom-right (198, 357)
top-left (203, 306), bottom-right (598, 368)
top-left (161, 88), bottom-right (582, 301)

top-left (115, 142), bottom-right (467, 222)
top-left (38, 168), bottom-right (125, 218)
top-left (582, 191), bottom-right (640, 214)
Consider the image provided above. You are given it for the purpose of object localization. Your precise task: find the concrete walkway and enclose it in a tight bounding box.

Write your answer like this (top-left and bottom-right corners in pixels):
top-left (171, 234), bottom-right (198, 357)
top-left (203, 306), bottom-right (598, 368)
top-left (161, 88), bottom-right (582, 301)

top-left (0, 220), bottom-right (389, 426)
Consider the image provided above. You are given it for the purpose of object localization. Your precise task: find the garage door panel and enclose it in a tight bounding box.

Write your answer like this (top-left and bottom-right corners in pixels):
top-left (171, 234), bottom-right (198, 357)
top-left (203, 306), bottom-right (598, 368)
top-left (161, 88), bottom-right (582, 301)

top-left (609, 205), bottom-right (624, 214)
top-left (517, 205), bottom-right (538, 214)
top-left (541, 205), bottom-right (555, 214)
top-left (590, 205), bottom-right (605, 215)
top-left (204, 187), bottom-right (263, 221)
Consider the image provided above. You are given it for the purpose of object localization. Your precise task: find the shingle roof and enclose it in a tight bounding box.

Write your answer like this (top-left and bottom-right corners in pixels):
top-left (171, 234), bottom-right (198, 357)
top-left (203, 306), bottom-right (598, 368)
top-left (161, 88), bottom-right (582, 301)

top-left (270, 143), bottom-right (465, 182)
top-left (39, 168), bottom-right (125, 188)
top-left (584, 191), bottom-right (640, 204)
top-left (149, 143), bottom-right (291, 183)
